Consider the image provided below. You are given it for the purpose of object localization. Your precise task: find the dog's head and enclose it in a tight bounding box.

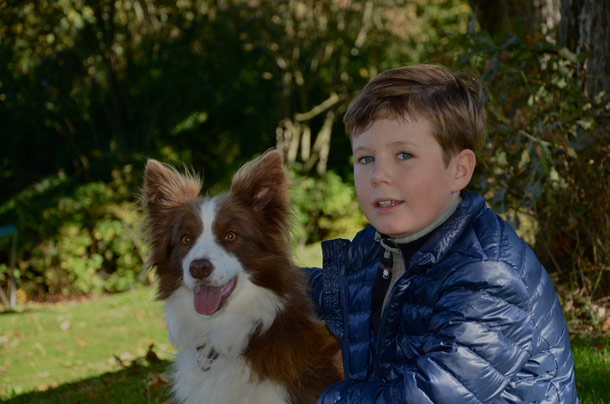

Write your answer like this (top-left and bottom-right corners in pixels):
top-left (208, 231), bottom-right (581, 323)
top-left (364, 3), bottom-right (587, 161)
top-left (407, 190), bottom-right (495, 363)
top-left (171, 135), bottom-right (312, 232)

top-left (143, 151), bottom-right (293, 316)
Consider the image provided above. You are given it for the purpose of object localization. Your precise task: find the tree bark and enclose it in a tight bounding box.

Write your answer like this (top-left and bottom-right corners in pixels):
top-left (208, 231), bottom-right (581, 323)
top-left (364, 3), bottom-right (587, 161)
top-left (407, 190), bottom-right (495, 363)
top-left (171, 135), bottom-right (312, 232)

top-left (560, 0), bottom-right (610, 99)
top-left (467, 0), bottom-right (539, 37)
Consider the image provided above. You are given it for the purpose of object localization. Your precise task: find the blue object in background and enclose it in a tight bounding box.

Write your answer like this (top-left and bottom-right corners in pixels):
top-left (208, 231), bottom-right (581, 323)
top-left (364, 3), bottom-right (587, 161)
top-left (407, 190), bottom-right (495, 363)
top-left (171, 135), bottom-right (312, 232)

top-left (0, 225), bottom-right (18, 310)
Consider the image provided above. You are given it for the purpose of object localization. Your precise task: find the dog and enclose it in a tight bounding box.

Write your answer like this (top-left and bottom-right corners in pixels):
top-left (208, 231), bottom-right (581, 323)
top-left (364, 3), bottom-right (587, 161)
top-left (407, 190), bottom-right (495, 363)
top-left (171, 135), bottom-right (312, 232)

top-left (143, 151), bottom-right (342, 404)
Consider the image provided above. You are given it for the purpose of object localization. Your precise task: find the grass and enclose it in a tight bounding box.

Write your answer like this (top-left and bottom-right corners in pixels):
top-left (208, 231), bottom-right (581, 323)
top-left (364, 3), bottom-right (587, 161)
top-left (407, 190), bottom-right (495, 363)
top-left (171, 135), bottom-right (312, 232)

top-left (0, 287), bottom-right (174, 402)
top-left (3, 359), bottom-right (172, 404)
top-left (0, 244), bottom-right (324, 403)
top-left (0, 241), bottom-right (608, 403)
top-left (572, 336), bottom-right (610, 403)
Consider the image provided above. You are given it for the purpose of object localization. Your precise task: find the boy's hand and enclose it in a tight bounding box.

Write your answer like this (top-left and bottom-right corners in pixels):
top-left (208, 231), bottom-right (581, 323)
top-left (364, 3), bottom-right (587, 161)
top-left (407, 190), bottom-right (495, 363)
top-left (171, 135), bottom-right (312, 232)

top-left (332, 348), bottom-right (344, 380)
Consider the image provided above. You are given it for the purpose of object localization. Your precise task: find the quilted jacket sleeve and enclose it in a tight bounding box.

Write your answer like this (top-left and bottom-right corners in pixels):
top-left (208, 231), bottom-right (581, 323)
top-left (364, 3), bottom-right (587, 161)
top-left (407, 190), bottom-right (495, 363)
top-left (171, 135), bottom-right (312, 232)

top-left (303, 266), bottom-right (325, 316)
top-left (303, 238), bottom-right (352, 338)
top-left (318, 259), bottom-right (536, 404)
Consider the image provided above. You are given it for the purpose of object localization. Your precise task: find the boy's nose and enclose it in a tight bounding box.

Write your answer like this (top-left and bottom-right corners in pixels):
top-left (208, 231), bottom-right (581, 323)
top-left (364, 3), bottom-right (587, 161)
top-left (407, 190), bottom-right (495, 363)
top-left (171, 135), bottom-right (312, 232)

top-left (371, 162), bottom-right (392, 186)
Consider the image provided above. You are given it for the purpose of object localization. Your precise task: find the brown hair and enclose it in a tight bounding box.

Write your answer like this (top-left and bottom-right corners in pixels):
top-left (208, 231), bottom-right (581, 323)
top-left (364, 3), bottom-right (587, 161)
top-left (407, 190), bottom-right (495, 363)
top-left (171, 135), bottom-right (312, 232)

top-left (344, 64), bottom-right (486, 165)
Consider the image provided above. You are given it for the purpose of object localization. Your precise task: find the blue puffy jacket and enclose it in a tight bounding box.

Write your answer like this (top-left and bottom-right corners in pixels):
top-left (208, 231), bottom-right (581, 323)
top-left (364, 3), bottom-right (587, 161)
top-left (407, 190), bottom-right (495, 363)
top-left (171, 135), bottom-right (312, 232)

top-left (307, 191), bottom-right (578, 403)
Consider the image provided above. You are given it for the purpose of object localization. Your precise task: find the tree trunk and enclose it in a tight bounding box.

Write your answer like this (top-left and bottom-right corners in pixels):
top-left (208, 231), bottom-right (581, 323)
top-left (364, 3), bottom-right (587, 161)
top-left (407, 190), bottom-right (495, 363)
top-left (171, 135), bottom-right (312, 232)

top-left (467, 0), bottom-right (539, 37)
top-left (560, 0), bottom-right (610, 99)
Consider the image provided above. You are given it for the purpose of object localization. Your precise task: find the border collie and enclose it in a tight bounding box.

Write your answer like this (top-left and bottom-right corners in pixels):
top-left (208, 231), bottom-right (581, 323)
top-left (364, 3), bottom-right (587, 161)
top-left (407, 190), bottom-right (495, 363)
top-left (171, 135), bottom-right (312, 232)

top-left (143, 151), bottom-right (341, 404)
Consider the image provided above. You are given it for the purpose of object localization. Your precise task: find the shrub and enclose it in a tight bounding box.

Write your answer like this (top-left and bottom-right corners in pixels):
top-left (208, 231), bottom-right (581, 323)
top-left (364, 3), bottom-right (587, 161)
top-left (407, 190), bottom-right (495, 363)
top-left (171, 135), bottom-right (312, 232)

top-left (289, 170), bottom-right (367, 246)
top-left (0, 163), bottom-right (370, 299)
top-left (0, 165), bottom-right (148, 299)
top-left (433, 31), bottom-right (610, 311)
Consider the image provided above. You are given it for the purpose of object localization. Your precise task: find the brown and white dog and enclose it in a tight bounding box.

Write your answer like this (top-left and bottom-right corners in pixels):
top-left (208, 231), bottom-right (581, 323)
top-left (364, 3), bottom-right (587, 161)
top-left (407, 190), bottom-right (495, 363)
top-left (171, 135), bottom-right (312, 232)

top-left (143, 151), bottom-right (341, 404)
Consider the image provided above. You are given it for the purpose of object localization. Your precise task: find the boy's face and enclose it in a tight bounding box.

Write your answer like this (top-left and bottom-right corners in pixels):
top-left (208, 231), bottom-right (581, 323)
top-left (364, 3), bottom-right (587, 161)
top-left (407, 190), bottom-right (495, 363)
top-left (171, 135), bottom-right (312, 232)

top-left (352, 117), bottom-right (464, 239)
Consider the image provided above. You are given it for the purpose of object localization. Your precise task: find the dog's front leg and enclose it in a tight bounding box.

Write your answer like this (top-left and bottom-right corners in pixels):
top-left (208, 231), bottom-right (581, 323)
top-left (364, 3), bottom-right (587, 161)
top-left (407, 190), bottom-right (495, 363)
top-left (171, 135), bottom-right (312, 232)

top-left (196, 344), bottom-right (220, 372)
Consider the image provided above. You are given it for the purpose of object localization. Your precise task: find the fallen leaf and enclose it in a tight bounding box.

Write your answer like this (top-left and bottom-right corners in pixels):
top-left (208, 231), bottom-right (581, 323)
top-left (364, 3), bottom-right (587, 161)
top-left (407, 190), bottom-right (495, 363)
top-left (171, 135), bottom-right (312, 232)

top-left (601, 317), bottom-right (610, 332)
top-left (593, 342), bottom-right (605, 351)
top-left (149, 373), bottom-right (169, 386)
top-left (146, 372), bottom-right (170, 395)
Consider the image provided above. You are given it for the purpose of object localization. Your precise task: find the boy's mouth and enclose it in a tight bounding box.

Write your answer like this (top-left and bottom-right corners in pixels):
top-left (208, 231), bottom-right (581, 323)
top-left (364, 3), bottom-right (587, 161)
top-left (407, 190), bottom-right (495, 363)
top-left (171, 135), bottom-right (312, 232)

top-left (374, 199), bottom-right (404, 211)
top-left (376, 200), bottom-right (402, 207)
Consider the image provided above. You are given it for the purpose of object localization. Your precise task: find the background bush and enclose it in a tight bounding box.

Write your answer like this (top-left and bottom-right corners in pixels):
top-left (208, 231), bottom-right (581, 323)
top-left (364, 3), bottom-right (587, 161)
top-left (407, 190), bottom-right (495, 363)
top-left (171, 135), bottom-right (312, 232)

top-left (0, 163), bottom-right (367, 299)
top-left (290, 169), bottom-right (367, 246)
top-left (434, 32), bottom-right (610, 330)
top-left (0, 166), bottom-right (148, 299)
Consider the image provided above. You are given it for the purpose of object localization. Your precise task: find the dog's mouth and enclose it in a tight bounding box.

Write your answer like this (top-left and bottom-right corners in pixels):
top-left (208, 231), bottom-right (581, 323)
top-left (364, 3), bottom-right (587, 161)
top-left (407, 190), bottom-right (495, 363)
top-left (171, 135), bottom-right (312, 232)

top-left (193, 277), bottom-right (237, 316)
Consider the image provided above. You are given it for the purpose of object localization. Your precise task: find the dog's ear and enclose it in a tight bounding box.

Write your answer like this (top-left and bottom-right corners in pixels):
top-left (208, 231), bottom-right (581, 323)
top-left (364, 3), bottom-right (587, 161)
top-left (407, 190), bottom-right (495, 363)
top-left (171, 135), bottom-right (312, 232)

top-left (231, 150), bottom-right (288, 213)
top-left (144, 159), bottom-right (201, 213)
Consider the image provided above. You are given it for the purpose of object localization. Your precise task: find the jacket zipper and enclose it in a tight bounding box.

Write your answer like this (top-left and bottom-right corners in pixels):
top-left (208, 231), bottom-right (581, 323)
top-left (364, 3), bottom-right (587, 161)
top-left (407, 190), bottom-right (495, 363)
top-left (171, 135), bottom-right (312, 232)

top-left (339, 254), bottom-right (349, 377)
top-left (372, 269), bottom-right (413, 380)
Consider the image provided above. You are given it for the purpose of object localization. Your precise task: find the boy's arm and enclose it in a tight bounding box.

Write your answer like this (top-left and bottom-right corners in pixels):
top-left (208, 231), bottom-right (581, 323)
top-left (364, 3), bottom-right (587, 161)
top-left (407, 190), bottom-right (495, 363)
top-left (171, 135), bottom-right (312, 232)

top-left (318, 260), bottom-right (538, 404)
top-left (301, 265), bottom-right (345, 381)
top-left (302, 237), bottom-right (353, 338)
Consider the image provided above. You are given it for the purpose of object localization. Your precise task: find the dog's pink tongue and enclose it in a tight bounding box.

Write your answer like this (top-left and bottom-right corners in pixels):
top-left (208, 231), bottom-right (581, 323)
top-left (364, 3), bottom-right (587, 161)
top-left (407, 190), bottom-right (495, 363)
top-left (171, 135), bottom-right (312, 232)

top-left (194, 285), bottom-right (222, 315)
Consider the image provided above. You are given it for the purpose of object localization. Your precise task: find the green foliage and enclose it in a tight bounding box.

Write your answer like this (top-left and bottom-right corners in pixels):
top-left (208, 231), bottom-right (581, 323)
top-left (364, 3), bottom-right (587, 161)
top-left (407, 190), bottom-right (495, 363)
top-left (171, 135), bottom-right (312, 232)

top-left (0, 0), bottom-right (470, 198)
top-left (289, 170), bottom-right (368, 246)
top-left (0, 166), bottom-right (148, 298)
top-left (269, 0), bottom-right (471, 175)
top-left (1, 0), bottom-right (470, 298)
top-left (0, 161), bottom-right (369, 298)
top-left (1, 0), bottom-right (608, 310)
top-left (432, 31), bottom-right (610, 304)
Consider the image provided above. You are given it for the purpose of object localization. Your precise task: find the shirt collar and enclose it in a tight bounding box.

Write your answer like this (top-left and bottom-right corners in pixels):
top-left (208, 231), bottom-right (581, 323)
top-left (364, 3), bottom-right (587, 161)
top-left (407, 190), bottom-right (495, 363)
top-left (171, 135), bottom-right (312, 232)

top-left (375, 196), bottom-right (462, 253)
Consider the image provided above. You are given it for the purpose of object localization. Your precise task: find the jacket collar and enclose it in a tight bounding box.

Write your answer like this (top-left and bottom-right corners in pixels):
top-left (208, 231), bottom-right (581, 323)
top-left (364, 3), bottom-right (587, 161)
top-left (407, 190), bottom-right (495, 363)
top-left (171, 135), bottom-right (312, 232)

top-left (409, 190), bottom-right (486, 269)
top-left (323, 191), bottom-right (486, 274)
top-left (375, 195), bottom-right (462, 254)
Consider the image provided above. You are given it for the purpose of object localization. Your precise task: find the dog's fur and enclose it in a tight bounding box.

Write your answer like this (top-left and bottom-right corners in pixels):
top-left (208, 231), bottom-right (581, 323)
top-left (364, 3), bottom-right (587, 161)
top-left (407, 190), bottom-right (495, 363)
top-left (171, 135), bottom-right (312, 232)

top-left (143, 151), bottom-right (341, 404)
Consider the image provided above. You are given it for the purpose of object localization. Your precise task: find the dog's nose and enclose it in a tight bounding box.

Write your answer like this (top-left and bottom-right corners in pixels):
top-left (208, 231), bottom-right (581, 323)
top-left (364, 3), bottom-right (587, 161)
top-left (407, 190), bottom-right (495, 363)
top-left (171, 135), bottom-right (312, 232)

top-left (189, 259), bottom-right (214, 280)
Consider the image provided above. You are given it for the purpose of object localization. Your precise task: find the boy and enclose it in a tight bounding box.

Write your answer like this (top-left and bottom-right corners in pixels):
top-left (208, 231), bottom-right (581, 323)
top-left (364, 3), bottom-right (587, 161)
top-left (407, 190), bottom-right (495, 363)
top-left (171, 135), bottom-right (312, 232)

top-left (306, 64), bottom-right (579, 403)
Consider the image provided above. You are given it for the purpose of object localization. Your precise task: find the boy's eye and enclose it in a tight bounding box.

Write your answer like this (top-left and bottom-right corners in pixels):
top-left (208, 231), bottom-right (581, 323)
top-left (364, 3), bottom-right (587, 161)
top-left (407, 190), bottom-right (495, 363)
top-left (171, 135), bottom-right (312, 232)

top-left (357, 156), bottom-right (374, 164)
top-left (397, 152), bottom-right (413, 160)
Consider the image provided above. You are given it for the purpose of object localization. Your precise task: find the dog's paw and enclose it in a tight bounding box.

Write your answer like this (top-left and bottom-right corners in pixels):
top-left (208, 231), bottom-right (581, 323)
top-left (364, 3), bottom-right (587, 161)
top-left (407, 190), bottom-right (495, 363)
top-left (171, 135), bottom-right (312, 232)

top-left (196, 344), bottom-right (220, 372)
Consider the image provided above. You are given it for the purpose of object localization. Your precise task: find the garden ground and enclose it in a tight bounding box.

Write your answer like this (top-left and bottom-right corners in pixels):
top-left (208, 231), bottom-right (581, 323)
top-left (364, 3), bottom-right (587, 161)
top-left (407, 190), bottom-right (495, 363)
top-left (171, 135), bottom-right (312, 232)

top-left (1, 246), bottom-right (609, 403)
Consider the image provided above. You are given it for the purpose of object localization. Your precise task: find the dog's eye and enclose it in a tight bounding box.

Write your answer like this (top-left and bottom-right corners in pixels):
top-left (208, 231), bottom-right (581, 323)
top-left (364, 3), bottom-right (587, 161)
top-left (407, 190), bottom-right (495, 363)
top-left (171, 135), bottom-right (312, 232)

top-left (225, 231), bottom-right (237, 242)
top-left (181, 235), bottom-right (192, 245)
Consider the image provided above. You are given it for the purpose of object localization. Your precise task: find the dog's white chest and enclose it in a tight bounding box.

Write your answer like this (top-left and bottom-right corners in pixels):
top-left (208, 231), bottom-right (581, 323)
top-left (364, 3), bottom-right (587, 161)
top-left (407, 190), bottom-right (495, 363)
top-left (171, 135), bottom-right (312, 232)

top-left (162, 241), bottom-right (290, 404)
top-left (172, 348), bottom-right (289, 404)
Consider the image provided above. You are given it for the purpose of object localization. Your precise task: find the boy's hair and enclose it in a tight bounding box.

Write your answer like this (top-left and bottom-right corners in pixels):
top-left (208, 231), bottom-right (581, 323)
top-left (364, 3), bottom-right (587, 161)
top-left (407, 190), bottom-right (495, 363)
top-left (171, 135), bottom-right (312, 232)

top-left (344, 64), bottom-right (486, 165)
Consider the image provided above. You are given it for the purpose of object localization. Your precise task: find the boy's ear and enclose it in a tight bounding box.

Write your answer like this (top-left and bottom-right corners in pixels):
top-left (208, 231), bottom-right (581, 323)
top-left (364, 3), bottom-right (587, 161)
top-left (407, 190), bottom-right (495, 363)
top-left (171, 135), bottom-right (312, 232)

top-left (451, 149), bottom-right (476, 192)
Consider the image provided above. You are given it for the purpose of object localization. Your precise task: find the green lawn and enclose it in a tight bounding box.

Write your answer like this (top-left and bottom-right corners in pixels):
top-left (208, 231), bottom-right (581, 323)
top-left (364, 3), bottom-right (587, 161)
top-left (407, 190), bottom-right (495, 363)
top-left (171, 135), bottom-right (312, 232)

top-left (572, 336), bottom-right (610, 403)
top-left (1, 245), bottom-right (608, 403)
top-left (0, 287), bottom-right (174, 402)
